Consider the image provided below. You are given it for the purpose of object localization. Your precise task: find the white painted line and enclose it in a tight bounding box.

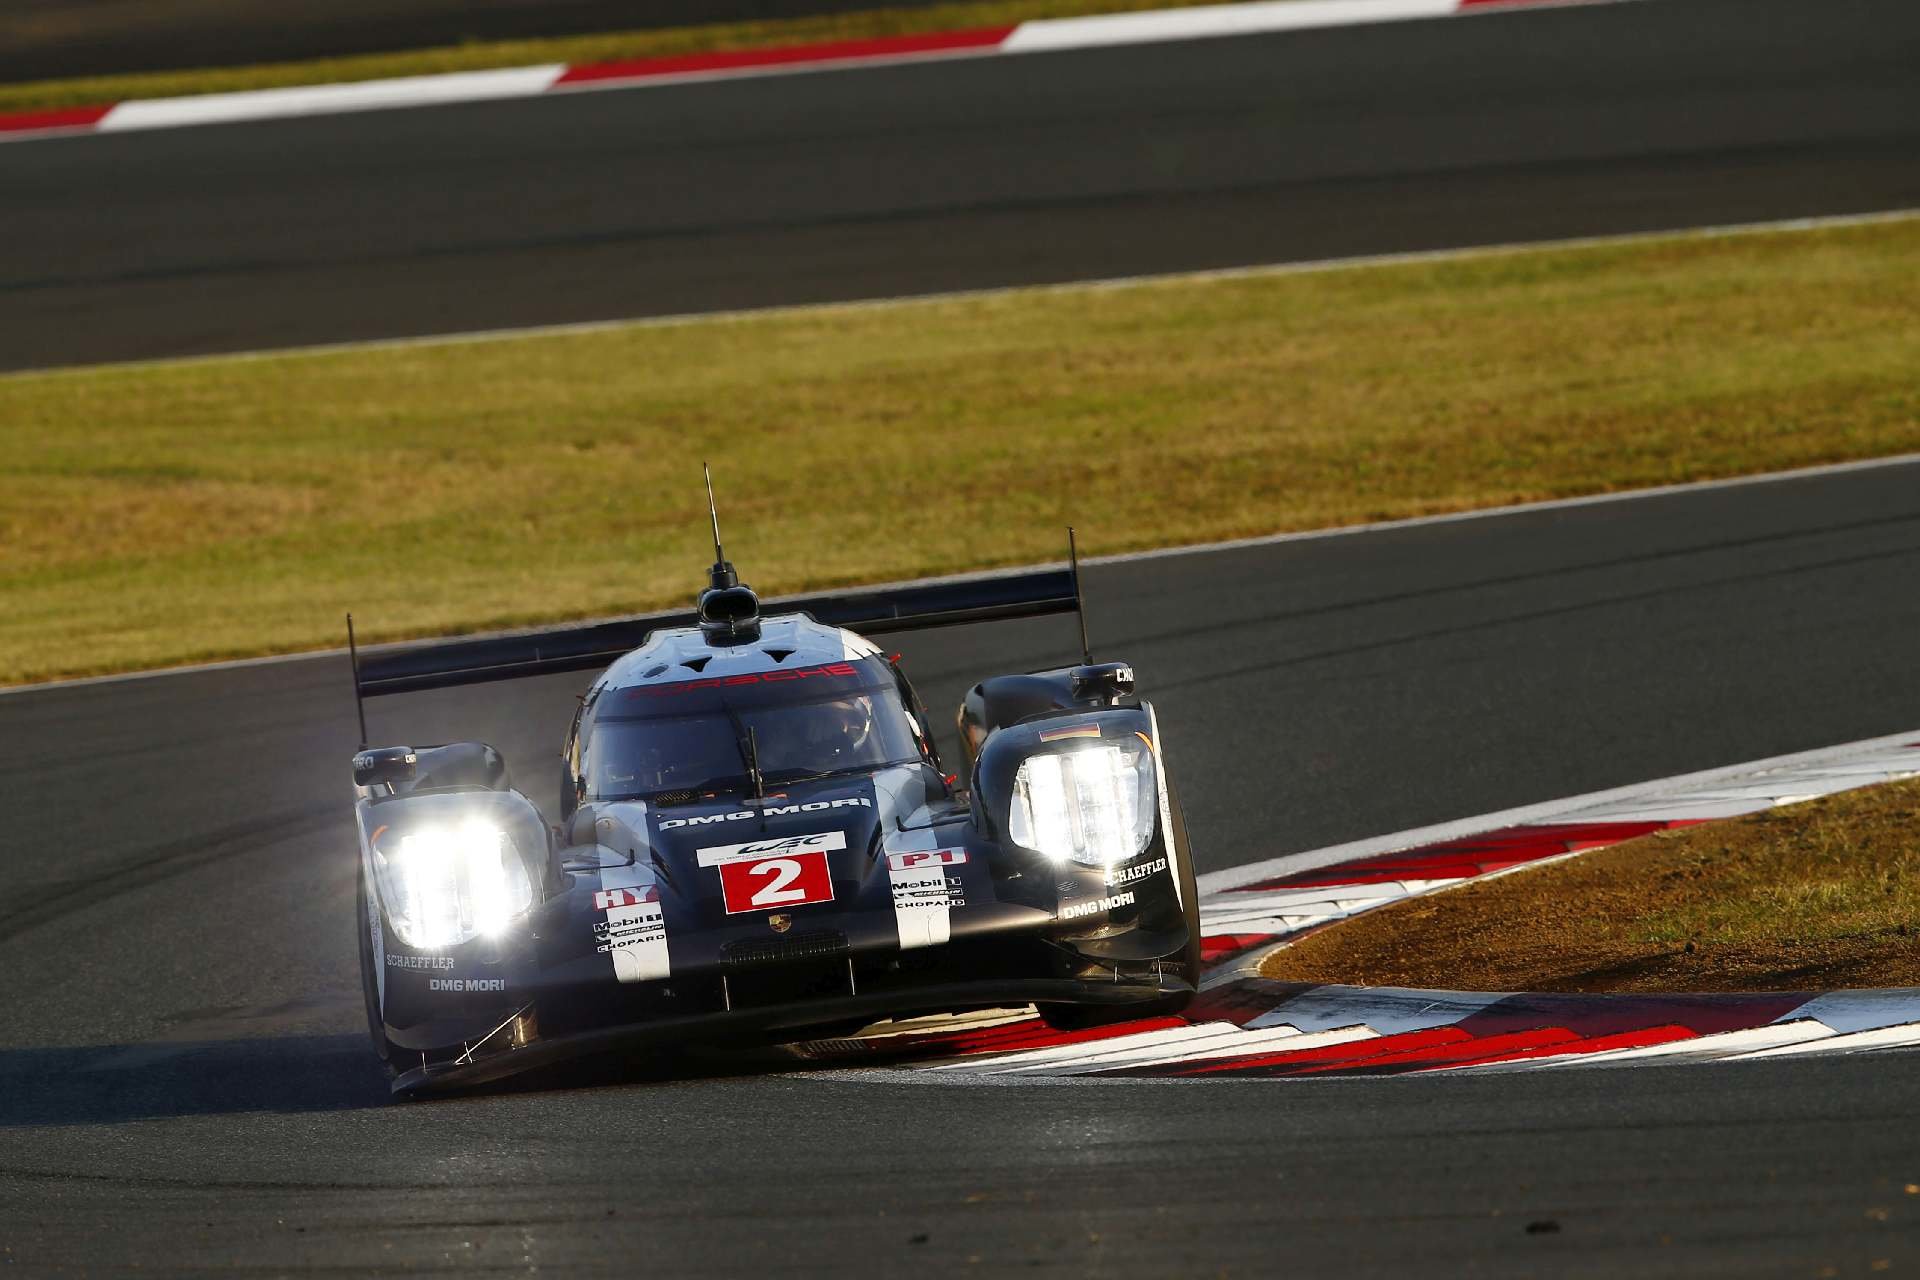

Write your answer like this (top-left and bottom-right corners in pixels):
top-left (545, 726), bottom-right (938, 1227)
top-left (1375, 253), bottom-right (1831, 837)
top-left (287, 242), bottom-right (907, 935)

top-left (995, 1026), bottom-right (1323, 1074)
top-left (0, 0), bottom-right (1644, 147)
top-left (1679, 785), bottom-right (1866, 802)
top-left (1198, 873), bottom-right (1473, 932)
top-left (1201, 912), bottom-right (1337, 935)
top-left (1117, 1024), bottom-right (1379, 1067)
top-left (1556, 798), bottom-right (1775, 822)
top-left (924, 1022), bottom-right (1238, 1071)
top-left (1204, 885), bottom-right (1429, 913)
top-left (1771, 990), bottom-right (1920, 1035)
top-left (846, 1009), bottom-right (1034, 1041)
top-left (1198, 953), bottom-right (1275, 990)
top-left (945, 1024), bottom-right (1383, 1075)
top-left (1807, 749), bottom-right (1920, 772)
top-left (1730, 1023), bottom-right (1920, 1060)
top-left (940, 1020), bottom-right (1244, 1074)
top-left (1245, 986), bottom-right (1505, 1035)
top-left (1775, 766), bottom-right (1920, 781)
top-left (99, 66), bottom-right (565, 132)
top-left (1005, 0), bottom-right (1455, 52)
top-left (1530, 1021), bottom-right (1836, 1067)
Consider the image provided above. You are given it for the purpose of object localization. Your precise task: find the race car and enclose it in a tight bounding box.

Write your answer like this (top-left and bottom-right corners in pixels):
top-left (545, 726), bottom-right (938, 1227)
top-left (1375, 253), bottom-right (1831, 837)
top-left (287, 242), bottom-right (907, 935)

top-left (348, 505), bottom-right (1199, 1094)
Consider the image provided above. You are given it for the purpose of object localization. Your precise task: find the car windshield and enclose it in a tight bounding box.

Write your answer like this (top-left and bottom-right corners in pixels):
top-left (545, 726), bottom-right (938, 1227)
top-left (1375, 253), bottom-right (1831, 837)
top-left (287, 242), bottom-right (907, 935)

top-left (586, 686), bottom-right (923, 800)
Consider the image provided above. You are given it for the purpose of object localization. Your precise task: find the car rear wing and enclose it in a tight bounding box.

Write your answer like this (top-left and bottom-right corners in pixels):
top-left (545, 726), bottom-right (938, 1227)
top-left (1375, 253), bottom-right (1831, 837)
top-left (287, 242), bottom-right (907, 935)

top-left (351, 566), bottom-right (1082, 700)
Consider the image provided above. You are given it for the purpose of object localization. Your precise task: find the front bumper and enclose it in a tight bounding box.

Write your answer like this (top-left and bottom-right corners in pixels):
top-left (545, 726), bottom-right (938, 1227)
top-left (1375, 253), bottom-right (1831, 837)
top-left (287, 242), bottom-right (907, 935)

top-left (390, 969), bottom-right (1192, 1095)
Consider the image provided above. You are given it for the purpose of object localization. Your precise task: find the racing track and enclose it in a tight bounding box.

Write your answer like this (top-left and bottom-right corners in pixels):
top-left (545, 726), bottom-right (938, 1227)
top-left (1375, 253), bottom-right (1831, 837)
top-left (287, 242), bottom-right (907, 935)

top-left (1, 0), bottom-right (1918, 370)
top-left (7, 459), bottom-right (1920, 1274)
top-left (7, 0), bottom-right (1920, 1270)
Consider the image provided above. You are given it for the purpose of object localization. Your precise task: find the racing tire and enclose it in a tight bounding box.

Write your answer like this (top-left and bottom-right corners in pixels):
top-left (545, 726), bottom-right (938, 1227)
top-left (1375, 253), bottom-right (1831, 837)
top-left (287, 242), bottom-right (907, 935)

top-left (1038, 789), bottom-right (1203, 1031)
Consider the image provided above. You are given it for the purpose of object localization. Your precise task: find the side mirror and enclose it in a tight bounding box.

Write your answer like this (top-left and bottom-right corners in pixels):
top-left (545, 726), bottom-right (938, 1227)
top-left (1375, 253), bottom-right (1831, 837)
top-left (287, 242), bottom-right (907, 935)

top-left (353, 745), bottom-right (417, 787)
top-left (1069, 662), bottom-right (1136, 705)
top-left (566, 805), bottom-right (601, 849)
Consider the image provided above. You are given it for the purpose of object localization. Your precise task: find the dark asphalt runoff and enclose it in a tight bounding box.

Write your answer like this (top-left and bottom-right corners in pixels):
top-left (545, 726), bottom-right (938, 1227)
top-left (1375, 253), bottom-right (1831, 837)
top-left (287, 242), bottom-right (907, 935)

top-left (3, 0), bottom-right (1918, 371)
top-left (6, 459), bottom-right (1920, 1275)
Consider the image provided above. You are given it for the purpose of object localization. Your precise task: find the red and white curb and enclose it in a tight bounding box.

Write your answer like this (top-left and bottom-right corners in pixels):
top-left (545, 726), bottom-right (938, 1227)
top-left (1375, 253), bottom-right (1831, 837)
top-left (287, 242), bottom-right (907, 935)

top-left (801, 730), bottom-right (1920, 1079)
top-left (0, 0), bottom-right (1636, 143)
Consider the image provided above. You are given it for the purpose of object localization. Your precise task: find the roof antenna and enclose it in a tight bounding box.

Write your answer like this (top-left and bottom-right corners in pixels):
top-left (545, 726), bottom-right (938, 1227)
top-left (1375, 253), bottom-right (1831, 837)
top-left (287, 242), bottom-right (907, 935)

top-left (1068, 526), bottom-right (1092, 666)
top-left (704, 462), bottom-right (737, 592)
top-left (697, 463), bottom-right (761, 644)
top-left (346, 612), bottom-right (369, 750)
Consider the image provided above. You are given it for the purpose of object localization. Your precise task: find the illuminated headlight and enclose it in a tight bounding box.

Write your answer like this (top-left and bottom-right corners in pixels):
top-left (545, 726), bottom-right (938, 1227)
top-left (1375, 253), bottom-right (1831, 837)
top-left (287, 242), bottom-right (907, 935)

top-left (1007, 742), bottom-right (1155, 868)
top-left (377, 820), bottom-right (533, 949)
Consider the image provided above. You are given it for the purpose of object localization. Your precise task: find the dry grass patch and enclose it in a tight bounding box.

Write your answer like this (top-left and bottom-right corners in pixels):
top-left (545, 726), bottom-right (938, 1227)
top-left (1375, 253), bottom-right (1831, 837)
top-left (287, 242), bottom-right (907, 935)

top-left (1262, 775), bottom-right (1920, 994)
top-left (2, 217), bottom-right (1917, 684)
top-left (0, 0), bottom-right (1241, 115)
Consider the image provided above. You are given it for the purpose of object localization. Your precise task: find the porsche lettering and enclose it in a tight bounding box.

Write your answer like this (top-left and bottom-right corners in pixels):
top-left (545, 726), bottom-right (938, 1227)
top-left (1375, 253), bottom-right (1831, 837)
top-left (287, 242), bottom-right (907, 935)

top-left (625, 662), bottom-right (859, 700)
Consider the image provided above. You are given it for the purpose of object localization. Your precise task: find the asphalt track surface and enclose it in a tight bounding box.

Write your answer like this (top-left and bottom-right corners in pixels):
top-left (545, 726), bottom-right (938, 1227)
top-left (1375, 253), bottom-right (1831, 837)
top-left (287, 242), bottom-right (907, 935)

top-left (4, 0), bottom-right (1919, 371)
top-left (7, 460), bottom-right (1920, 1275)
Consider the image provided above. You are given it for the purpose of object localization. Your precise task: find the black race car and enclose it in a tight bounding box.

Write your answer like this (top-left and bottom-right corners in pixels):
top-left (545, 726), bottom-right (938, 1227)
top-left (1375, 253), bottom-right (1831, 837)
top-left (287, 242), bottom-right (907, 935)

top-left (349, 503), bottom-right (1199, 1094)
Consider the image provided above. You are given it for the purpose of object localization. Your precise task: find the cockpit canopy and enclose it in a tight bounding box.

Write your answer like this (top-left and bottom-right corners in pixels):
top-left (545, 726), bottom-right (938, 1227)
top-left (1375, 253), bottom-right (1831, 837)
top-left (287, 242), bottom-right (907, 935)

top-left (583, 657), bottom-right (926, 801)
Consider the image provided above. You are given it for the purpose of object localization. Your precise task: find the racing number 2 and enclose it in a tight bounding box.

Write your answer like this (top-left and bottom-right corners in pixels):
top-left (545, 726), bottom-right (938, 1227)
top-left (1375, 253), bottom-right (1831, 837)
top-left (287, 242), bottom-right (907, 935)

top-left (747, 857), bottom-right (806, 906)
top-left (718, 851), bottom-right (834, 914)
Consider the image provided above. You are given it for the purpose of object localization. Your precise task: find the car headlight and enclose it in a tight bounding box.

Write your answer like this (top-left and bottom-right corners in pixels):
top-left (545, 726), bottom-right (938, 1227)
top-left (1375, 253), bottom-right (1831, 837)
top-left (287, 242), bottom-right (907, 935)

top-left (376, 820), bottom-right (533, 949)
top-left (1007, 741), bottom-right (1155, 868)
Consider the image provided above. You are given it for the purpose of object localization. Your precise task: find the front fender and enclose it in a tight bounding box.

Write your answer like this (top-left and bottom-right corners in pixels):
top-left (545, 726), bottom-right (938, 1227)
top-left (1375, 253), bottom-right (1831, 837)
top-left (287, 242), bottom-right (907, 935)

top-left (355, 788), bottom-right (553, 1055)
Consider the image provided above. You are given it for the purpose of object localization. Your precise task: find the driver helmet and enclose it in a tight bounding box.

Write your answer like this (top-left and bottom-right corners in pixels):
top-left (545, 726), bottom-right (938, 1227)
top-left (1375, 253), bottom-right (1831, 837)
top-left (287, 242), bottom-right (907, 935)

top-left (770, 695), bottom-right (875, 764)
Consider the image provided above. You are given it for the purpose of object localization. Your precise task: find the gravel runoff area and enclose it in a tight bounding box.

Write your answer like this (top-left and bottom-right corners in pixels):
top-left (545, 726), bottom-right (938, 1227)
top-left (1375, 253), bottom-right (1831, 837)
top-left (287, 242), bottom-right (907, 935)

top-left (1264, 776), bottom-right (1920, 994)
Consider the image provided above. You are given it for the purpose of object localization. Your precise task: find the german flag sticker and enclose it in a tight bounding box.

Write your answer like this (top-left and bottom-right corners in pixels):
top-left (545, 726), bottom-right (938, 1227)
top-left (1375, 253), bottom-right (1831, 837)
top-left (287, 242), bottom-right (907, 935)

top-left (1038, 723), bottom-right (1102, 743)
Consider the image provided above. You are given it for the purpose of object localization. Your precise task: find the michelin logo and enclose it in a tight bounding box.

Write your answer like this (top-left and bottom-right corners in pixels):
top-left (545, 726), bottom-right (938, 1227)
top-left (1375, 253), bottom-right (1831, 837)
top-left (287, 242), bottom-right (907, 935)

top-left (1060, 891), bottom-right (1136, 920)
top-left (659, 797), bottom-right (871, 830)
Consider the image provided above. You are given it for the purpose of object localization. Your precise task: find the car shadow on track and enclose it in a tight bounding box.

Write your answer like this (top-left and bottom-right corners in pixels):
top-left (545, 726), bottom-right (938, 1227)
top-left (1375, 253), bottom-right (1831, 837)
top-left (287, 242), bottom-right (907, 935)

top-left (0, 1034), bottom-right (830, 1126)
top-left (0, 1034), bottom-right (389, 1127)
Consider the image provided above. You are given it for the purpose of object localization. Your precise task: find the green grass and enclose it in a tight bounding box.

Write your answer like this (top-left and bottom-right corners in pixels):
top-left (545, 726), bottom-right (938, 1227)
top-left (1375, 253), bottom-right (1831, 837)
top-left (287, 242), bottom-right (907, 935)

top-left (1262, 774), bottom-right (1920, 993)
top-left (2, 216), bottom-right (1918, 686)
top-left (0, 0), bottom-right (1237, 115)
